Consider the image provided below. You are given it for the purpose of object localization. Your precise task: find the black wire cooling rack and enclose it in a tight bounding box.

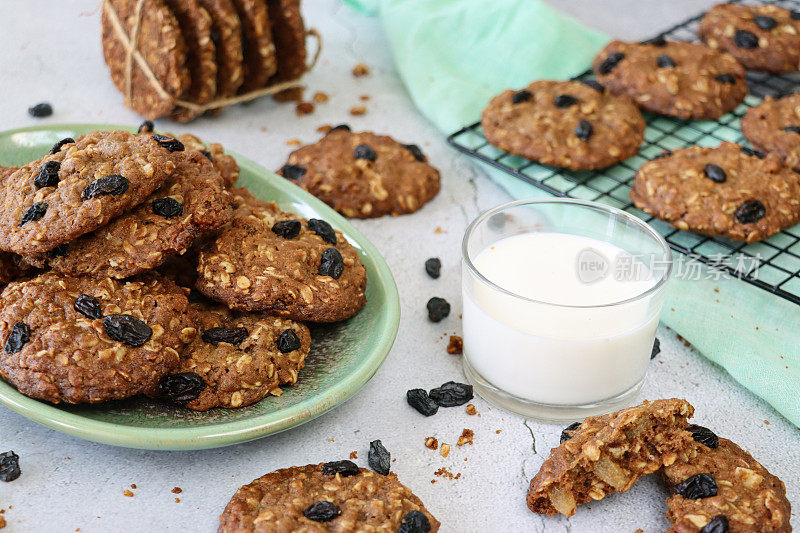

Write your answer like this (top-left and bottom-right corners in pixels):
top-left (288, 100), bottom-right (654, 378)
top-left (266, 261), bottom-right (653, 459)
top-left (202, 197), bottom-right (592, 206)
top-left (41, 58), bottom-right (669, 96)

top-left (447, 0), bottom-right (800, 305)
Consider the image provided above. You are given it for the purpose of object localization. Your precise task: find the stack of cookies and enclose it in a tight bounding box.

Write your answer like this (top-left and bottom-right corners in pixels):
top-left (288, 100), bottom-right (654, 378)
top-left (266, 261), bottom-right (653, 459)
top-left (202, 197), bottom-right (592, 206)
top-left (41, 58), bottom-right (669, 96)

top-left (101, 0), bottom-right (309, 121)
top-left (482, 2), bottom-right (800, 243)
top-left (0, 126), bottom-right (368, 411)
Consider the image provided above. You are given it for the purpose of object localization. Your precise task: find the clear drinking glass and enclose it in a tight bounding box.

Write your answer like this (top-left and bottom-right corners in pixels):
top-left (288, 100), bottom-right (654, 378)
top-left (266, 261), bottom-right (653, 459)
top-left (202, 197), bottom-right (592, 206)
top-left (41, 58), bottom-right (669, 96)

top-left (461, 198), bottom-right (672, 421)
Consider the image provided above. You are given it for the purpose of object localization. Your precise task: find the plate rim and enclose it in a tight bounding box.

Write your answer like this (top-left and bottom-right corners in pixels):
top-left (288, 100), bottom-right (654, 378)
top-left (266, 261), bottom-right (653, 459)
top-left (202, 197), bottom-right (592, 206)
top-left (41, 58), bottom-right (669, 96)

top-left (0, 123), bottom-right (400, 450)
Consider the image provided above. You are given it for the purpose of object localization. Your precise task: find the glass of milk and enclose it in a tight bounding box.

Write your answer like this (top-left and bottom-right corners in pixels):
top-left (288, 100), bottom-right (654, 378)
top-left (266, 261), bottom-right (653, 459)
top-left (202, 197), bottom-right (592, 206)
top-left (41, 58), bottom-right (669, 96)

top-left (462, 198), bottom-right (672, 421)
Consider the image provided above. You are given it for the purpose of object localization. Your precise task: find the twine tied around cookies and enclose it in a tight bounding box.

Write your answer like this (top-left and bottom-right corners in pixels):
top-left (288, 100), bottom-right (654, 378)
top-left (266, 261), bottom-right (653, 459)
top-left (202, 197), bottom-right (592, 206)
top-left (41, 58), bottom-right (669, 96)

top-left (103, 0), bottom-right (322, 115)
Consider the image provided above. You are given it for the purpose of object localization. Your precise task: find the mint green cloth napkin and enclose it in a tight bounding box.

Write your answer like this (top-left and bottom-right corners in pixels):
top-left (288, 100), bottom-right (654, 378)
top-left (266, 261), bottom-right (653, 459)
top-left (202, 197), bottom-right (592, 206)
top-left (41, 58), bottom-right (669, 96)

top-left (345, 0), bottom-right (800, 426)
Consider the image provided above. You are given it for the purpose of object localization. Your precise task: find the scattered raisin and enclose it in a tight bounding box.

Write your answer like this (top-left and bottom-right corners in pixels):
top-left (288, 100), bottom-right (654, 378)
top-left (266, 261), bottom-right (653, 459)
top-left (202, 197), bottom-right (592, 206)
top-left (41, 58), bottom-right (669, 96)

top-left (714, 73), bottom-right (735, 84)
top-left (34, 161), bottom-right (60, 188)
top-left (406, 389), bottom-right (438, 416)
top-left (686, 424), bottom-right (719, 449)
top-left (651, 337), bottom-right (661, 359)
top-left (319, 248), bottom-right (344, 279)
top-left (271, 219), bottom-right (302, 239)
top-left (704, 164), bottom-right (726, 183)
top-left (399, 510), bottom-right (431, 533)
top-left (554, 94), bottom-right (578, 107)
top-left (137, 120), bottom-right (154, 134)
top-left (276, 329), bottom-right (301, 353)
top-left (674, 473), bottom-right (717, 499)
top-left (656, 54), bottom-right (676, 68)
top-left (322, 460), bottom-right (359, 477)
top-left (329, 124), bottom-right (351, 132)
top-left (303, 501), bottom-right (341, 522)
top-left (641, 35), bottom-right (667, 46)
top-left (353, 144), bottom-right (377, 161)
top-left (46, 243), bottom-right (69, 258)
top-left (152, 198), bottom-right (183, 218)
top-left (75, 294), bottom-right (103, 320)
top-left (734, 200), bottom-right (766, 224)
top-left (754, 15), bottom-right (776, 30)
top-left (49, 137), bottom-right (74, 155)
top-left (307, 219), bottom-right (337, 245)
top-left (560, 422), bottom-right (581, 443)
top-left (405, 144), bottom-right (426, 162)
top-left (429, 381), bottom-right (473, 407)
top-left (782, 126), bottom-right (800, 135)
top-left (158, 372), bottom-right (206, 403)
top-left (199, 149), bottom-right (213, 161)
top-left (20, 202), bottom-right (47, 225)
top-left (281, 164), bottom-right (307, 180)
top-left (424, 258), bottom-right (441, 279)
top-left (733, 29), bottom-right (758, 49)
top-left (579, 79), bottom-right (605, 93)
top-left (28, 102), bottom-right (52, 118)
top-left (740, 146), bottom-right (765, 158)
top-left (574, 119), bottom-right (593, 141)
top-left (368, 439), bottom-right (391, 475)
top-left (4, 323), bottom-right (30, 354)
top-left (0, 451), bottom-right (21, 482)
top-left (598, 52), bottom-right (624, 74)
top-left (511, 90), bottom-right (532, 104)
top-left (151, 134), bottom-right (184, 152)
top-left (103, 314), bottom-right (152, 347)
top-left (202, 327), bottom-right (248, 346)
top-left (426, 297), bottom-right (450, 322)
top-left (82, 175), bottom-right (129, 200)
top-left (700, 515), bottom-right (729, 533)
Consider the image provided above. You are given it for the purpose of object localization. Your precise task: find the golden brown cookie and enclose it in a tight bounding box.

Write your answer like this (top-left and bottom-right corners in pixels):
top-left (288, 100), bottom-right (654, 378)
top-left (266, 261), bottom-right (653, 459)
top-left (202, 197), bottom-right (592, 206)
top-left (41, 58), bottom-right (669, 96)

top-left (177, 133), bottom-right (240, 186)
top-left (279, 127), bottom-right (440, 218)
top-left (165, 0), bottom-right (218, 121)
top-left (663, 436), bottom-right (791, 533)
top-left (232, 0), bottom-right (277, 93)
top-left (198, 0), bottom-right (244, 113)
top-left (25, 150), bottom-right (232, 279)
top-left (699, 3), bottom-right (800, 73)
top-left (101, 0), bottom-right (191, 119)
top-left (168, 300), bottom-right (310, 411)
top-left (593, 39), bottom-right (748, 119)
top-left (481, 79), bottom-right (645, 170)
top-left (741, 93), bottom-right (800, 170)
top-left (630, 142), bottom-right (800, 242)
top-left (196, 188), bottom-right (367, 322)
top-left (0, 130), bottom-right (177, 255)
top-left (266, 0), bottom-right (306, 84)
top-left (0, 272), bottom-right (192, 404)
top-left (527, 399), bottom-right (697, 517)
top-left (218, 462), bottom-right (440, 532)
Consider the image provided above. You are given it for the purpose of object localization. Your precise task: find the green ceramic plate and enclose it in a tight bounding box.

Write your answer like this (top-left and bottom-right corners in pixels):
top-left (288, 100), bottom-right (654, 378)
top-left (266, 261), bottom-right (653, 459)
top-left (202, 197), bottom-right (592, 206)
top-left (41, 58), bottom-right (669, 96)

top-left (0, 124), bottom-right (400, 450)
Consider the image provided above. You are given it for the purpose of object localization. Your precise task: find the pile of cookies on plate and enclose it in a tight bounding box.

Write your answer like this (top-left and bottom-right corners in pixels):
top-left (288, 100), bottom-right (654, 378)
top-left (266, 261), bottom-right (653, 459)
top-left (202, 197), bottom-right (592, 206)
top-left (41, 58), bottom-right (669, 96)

top-left (527, 398), bottom-right (792, 532)
top-left (482, 2), bottom-right (800, 243)
top-left (0, 125), bottom-right (367, 411)
top-left (101, 0), bottom-right (308, 121)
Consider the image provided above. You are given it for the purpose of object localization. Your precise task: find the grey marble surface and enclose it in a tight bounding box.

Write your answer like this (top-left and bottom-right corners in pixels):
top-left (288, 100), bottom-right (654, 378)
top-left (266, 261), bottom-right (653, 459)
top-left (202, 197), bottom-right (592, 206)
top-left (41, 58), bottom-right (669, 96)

top-left (0, 1), bottom-right (797, 531)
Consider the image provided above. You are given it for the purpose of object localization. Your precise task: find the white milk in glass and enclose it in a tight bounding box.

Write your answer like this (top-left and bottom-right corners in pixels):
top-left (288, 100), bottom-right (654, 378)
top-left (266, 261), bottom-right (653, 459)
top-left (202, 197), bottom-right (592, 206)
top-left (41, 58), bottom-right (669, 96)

top-left (462, 232), bottom-right (659, 406)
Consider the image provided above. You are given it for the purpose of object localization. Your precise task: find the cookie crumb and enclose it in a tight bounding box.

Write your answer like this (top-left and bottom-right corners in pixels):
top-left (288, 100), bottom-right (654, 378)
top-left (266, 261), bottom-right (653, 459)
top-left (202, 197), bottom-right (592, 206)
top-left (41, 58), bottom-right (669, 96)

top-left (274, 87), bottom-right (305, 102)
top-left (425, 437), bottom-right (439, 450)
top-left (0, 516), bottom-right (5, 529)
top-left (496, 429), bottom-right (502, 434)
top-left (434, 226), bottom-right (444, 234)
top-left (130, 484), bottom-right (136, 489)
top-left (296, 102), bottom-right (314, 116)
top-left (466, 404), bottom-right (477, 416)
top-left (316, 124), bottom-right (332, 133)
top-left (123, 490), bottom-right (134, 497)
top-left (676, 334), bottom-right (692, 347)
top-left (434, 467), bottom-right (461, 480)
top-left (286, 138), bottom-right (301, 146)
top-left (352, 63), bottom-right (370, 77)
top-left (174, 498), bottom-right (181, 503)
top-left (313, 91), bottom-right (329, 103)
top-left (447, 335), bottom-right (463, 355)
top-left (349, 451), bottom-right (358, 459)
top-left (360, 94), bottom-right (370, 101)
top-left (440, 443), bottom-right (450, 457)
top-left (457, 429), bottom-right (474, 446)
top-left (171, 487), bottom-right (182, 494)
top-left (349, 105), bottom-right (367, 116)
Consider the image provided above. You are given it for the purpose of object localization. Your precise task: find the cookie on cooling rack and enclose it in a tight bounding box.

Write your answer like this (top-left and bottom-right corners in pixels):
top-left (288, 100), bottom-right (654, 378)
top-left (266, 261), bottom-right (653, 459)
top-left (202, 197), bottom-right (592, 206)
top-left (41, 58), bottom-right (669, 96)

top-left (741, 93), bottom-right (800, 170)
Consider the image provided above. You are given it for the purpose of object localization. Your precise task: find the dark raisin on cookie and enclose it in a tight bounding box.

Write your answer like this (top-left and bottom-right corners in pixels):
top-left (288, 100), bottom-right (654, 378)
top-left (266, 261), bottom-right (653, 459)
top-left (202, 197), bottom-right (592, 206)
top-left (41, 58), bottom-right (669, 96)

top-left (740, 146), bottom-right (765, 159)
top-left (700, 515), bottom-right (729, 533)
top-left (271, 219), bottom-right (302, 239)
top-left (137, 120), bottom-right (155, 134)
top-left (4, 322), bottom-right (30, 354)
top-left (704, 164), bottom-right (727, 183)
top-left (554, 94), bottom-right (578, 108)
top-left (158, 372), bottom-right (206, 403)
top-left (753, 15), bottom-right (777, 31)
top-left (81, 175), bottom-right (129, 200)
top-left (733, 29), bottom-right (759, 49)
top-left (734, 200), bottom-right (766, 224)
top-left (651, 337), bottom-right (661, 359)
top-left (49, 137), bottom-right (74, 155)
top-left (714, 73), bottom-right (736, 84)
top-left (281, 164), bottom-right (307, 180)
top-left (322, 460), bottom-right (359, 477)
top-left (399, 510), bottom-right (431, 533)
top-left (319, 248), bottom-right (344, 279)
top-left (0, 451), bottom-right (21, 482)
top-left (28, 102), bottom-right (52, 118)
top-left (353, 144), bottom-right (377, 162)
top-left (574, 119), bottom-right (593, 141)
top-left (579, 79), bottom-right (605, 93)
top-left (406, 388), bottom-right (439, 416)
top-left (368, 439), bottom-right (391, 476)
top-left (151, 134), bottom-right (184, 152)
top-left (674, 473), bottom-right (718, 499)
top-left (103, 314), bottom-right (152, 347)
top-left (201, 327), bottom-right (248, 346)
top-left (560, 421), bottom-right (581, 443)
top-left (641, 35), bottom-right (667, 46)
top-left (303, 501), bottom-right (341, 522)
top-left (329, 124), bottom-right (351, 132)
top-left (653, 150), bottom-right (673, 160)
top-left (19, 202), bottom-right (47, 225)
top-left (512, 90), bottom-right (532, 104)
top-left (34, 161), bottom-right (60, 188)
top-left (276, 329), bottom-right (301, 353)
top-left (75, 294), bottom-right (103, 320)
top-left (782, 126), bottom-right (800, 135)
top-left (405, 144), bottom-right (426, 162)
top-left (307, 218), bottom-right (337, 245)
top-left (656, 54), bottom-right (676, 68)
top-left (151, 197), bottom-right (183, 218)
top-left (199, 149), bottom-right (213, 161)
top-left (598, 52), bottom-right (625, 74)
top-left (424, 257), bottom-right (441, 279)
top-left (686, 424), bottom-right (719, 449)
